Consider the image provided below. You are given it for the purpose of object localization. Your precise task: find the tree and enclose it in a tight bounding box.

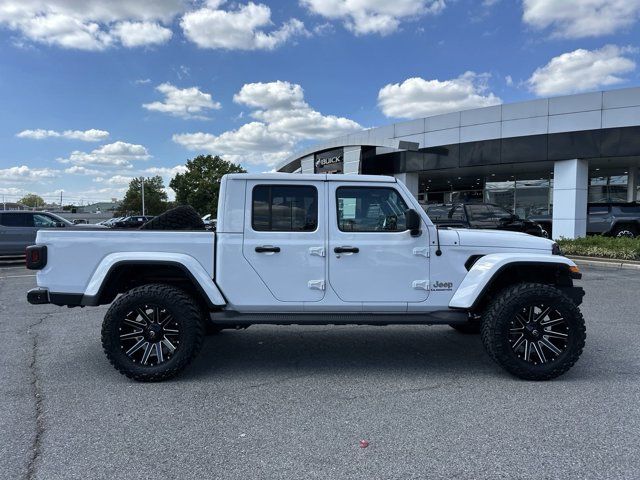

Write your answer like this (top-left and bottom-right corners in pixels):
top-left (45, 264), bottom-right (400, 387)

top-left (19, 193), bottom-right (45, 208)
top-left (118, 176), bottom-right (168, 216)
top-left (170, 155), bottom-right (246, 215)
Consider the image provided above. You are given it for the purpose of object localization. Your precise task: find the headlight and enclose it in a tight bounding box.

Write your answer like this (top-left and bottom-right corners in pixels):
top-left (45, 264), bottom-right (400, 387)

top-left (552, 243), bottom-right (562, 255)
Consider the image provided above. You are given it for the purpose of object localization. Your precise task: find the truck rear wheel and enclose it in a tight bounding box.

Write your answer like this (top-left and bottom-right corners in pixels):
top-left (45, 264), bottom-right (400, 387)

top-left (101, 284), bottom-right (205, 382)
top-left (481, 283), bottom-right (585, 380)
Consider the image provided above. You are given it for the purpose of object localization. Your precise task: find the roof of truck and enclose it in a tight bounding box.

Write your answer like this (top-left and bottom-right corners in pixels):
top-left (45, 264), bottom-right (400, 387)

top-left (224, 173), bottom-right (397, 183)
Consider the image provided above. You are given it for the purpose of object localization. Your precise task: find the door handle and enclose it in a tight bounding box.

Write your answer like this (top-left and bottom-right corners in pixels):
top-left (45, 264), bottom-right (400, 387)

top-left (255, 245), bottom-right (281, 253)
top-left (334, 246), bottom-right (359, 254)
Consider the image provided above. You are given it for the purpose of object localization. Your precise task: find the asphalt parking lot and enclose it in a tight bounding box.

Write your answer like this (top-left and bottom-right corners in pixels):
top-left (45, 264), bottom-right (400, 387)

top-left (1, 265), bottom-right (639, 480)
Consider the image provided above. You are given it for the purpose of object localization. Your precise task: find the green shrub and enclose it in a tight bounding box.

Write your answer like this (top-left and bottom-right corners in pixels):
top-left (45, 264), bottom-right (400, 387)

top-left (557, 236), bottom-right (640, 261)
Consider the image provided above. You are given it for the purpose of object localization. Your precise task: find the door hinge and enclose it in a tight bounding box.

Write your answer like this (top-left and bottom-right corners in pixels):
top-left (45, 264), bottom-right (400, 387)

top-left (412, 280), bottom-right (430, 291)
top-left (308, 246), bottom-right (325, 257)
top-left (308, 280), bottom-right (325, 291)
top-left (413, 247), bottom-right (430, 258)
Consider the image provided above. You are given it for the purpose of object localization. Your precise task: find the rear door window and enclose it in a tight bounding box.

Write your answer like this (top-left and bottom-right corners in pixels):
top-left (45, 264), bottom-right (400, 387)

top-left (252, 185), bottom-right (318, 232)
top-left (0, 213), bottom-right (33, 227)
top-left (466, 205), bottom-right (493, 222)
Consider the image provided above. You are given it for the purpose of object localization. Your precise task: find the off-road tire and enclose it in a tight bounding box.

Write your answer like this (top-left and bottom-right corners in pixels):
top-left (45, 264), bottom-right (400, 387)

top-left (612, 225), bottom-right (637, 238)
top-left (481, 283), bottom-right (586, 380)
top-left (101, 284), bottom-right (205, 382)
top-left (139, 205), bottom-right (205, 231)
top-left (449, 322), bottom-right (481, 334)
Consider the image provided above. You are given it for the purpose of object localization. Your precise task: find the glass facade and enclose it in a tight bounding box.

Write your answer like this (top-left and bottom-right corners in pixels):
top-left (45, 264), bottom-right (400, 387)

top-left (421, 167), bottom-right (636, 219)
top-left (423, 173), bottom-right (552, 219)
top-left (588, 169), bottom-right (629, 203)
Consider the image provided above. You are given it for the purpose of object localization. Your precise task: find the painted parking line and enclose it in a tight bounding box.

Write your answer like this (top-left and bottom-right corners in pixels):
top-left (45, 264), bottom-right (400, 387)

top-left (0, 274), bottom-right (36, 279)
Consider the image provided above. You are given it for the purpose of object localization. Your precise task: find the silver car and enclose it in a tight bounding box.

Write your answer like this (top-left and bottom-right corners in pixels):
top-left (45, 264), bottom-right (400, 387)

top-left (0, 211), bottom-right (103, 256)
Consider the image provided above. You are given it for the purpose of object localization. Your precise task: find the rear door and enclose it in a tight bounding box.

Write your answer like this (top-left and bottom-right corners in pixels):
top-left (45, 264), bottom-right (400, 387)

top-left (243, 181), bottom-right (326, 302)
top-left (465, 204), bottom-right (497, 229)
top-left (328, 183), bottom-right (429, 303)
top-left (0, 213), bottom-right (35, 255)
top-left (587, 205), bottom-right (610, 233)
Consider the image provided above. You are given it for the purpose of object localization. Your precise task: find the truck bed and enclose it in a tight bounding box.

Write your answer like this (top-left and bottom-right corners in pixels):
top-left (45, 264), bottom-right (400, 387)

top-left (35, 230), bottom-right (215, 295)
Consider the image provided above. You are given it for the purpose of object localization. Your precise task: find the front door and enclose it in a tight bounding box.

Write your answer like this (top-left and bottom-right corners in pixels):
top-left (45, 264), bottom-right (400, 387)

top-left (328, 184), bottom-right (430, 303)
top-left (243, 181), bottom-right (326, 302)
top-left (587, 205), bottom-right (610, 233)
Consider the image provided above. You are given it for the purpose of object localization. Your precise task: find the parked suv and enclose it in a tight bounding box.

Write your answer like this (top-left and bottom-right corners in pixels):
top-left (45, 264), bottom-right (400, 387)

top-left (531, 203), bottom-right (640, 238)
top-left (0, 211), bottom-right (103, 255)
top-left (424, 203), bottom-right (544, 237)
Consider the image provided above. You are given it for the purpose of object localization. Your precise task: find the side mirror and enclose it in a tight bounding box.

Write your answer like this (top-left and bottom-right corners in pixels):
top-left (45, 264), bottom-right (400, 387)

top-left (405, 209), bottom-right (421, 236)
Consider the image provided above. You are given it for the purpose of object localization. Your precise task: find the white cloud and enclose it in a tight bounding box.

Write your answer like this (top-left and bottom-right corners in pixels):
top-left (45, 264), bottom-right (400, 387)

top-left (378, 71), bottom-right (502, 119)
top-left (17, 128), bottom-right (110, 141)
top-left (103, 175), bottom-right (135, 185)
top-left (0, 186), bottom-right (26, 196)
top-left (234, 81), bottom-right (362, 139)
top-left (64, 166), bottom-right (102, 175)
top-left (173, 123), bottom-right (294, 166)
top-left (174, 80), bottom-right (362, 167)
top-left (143, 83), bottom-right (221, 119)
top-left (0, 165), bottom-right (58, 183)
top-left (111, 21), bottom-right (172, 47)
top-left (527, 45), bottom-right (637, 97)
top-left (300, 0), bottom-right (446, 35)
top-left (505, 75), bottom-right (514, 86)
top-left (522, 0), bottom-right (640, 38)
top-left (144, 165), bottom-right (188, 177)
top-left (58, 141), bottom-right (151, 168)
top-left (181, 2), bottom-right (307, 50)
top-left (0, 0), bottom-right (183, 50)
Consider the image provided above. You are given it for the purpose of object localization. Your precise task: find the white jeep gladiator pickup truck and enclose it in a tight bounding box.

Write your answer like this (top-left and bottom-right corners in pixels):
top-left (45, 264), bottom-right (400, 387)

top-left (27, 173), bottom-right (586, 382)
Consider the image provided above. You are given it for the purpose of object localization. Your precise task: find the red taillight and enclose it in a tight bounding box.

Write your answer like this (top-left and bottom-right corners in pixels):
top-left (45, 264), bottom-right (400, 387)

top-left (26, 245), bottom-right (47, 270)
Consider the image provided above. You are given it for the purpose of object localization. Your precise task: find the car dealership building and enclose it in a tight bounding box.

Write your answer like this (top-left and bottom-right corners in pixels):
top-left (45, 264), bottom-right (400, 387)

top-left (276, 87), bottom-right (640, 239)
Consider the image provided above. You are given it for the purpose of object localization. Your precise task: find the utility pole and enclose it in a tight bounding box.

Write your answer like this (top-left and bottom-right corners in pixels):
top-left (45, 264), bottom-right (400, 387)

top-left (60, 191), bottom-right (63, 209)
top-left (141, 177), bottom-right (146, 216)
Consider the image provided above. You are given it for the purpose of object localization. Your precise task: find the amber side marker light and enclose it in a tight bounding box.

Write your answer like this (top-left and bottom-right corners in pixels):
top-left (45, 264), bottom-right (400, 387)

top-left (569, 265), bottom-right (581, 279)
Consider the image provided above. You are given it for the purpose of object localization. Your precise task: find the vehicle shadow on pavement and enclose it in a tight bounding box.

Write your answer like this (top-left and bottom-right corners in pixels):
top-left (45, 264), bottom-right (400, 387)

top-left (183, 325), bottom-right (498, 381)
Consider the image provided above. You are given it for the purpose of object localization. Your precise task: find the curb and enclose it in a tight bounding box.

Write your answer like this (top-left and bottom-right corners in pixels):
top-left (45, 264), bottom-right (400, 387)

top-left (568, 255), bottom-right (640, 270)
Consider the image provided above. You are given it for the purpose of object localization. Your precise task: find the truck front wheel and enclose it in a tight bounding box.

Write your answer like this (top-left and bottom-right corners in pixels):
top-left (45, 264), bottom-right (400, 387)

top-left (101, 284), bottom-right (205, 382)
top-left (481, 283), bottom-right (586, 380)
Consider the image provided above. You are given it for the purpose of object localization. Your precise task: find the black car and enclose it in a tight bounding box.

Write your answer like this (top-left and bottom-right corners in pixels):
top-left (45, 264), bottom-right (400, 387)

top-left (112, 216), bottom-right (154, 229)
top-left (424, 203), bottom-right (545, 237)
top-left (530, 202), bottom-right (640, 238)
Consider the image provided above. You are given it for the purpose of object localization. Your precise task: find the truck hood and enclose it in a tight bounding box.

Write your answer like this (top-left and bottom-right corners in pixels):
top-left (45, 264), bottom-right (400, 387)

top-left (453, 228), bottom-right (554, 252)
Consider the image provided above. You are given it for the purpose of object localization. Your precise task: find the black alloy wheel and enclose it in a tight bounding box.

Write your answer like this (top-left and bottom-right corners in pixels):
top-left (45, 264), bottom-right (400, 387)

top-left (117, 304), bottom-right (180, 366)
top-left (102, 284), bottom-right (205, 382)
top-left (508, 304), bottom-right (569, 365)
top-left (481, 283), bottom-right (586, 380)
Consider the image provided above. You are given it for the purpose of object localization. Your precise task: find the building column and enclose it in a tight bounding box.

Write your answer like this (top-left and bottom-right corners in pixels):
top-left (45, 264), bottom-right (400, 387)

top-left (343, 146), bottom-right (361, 174)
top-left (300, 154), bottom-right (314, 174)
top-left (394, 172), bottom-right (419, 199)
top-left (628, 166), bottom-right (638, 202)
top-left (552, 159), bottom-right (588, 239)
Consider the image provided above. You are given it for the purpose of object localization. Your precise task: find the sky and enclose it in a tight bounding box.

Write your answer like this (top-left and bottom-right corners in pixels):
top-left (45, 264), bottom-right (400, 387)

top-left (0, 0), bottom-right (639, 205)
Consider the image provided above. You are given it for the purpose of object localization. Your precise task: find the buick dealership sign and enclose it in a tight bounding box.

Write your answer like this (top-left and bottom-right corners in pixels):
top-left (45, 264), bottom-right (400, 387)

top-left (315, 148), bottom-right (343, 173)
